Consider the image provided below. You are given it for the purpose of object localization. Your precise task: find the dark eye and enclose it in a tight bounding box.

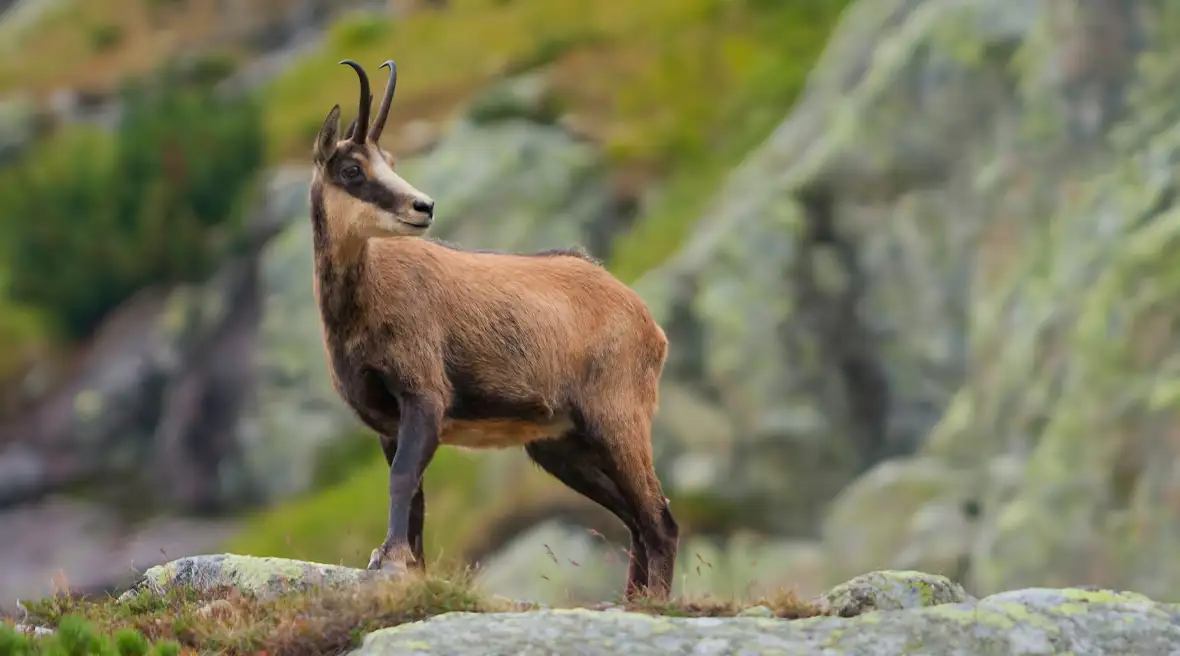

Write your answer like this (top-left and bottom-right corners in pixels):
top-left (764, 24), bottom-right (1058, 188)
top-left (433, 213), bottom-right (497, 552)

top-left (341, 165), bottom-right (362, 181)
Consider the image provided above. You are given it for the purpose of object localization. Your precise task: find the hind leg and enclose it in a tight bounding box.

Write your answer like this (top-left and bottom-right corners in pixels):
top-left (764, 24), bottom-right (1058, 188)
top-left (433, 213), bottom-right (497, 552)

top-left (599, 428), bottom-right (678, 600)
top-left (526, 434), bottom-right (651, 595)
top-left (528, 417), bottom-right (678, 600)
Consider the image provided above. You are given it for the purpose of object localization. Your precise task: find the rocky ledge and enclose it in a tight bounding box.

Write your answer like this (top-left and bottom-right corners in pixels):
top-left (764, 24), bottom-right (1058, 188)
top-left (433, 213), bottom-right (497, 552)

top-left (100, 554), bottom-right (1180, 654)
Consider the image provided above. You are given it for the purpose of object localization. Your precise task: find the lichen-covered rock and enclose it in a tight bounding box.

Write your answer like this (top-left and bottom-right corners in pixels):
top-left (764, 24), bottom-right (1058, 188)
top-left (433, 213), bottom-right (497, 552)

top-left (786, 0), bottom-right (1180, 599)
top-left (816, 570), bottom-right (969, 617)
top-left (352, 587), bottom-right (1180, 655)
top-left (634, 0), bottom-right (1030, 535)
top-left (117, 553), bottom-right (396, 603)
top-left (630, 0), bottom-right (1180, 600)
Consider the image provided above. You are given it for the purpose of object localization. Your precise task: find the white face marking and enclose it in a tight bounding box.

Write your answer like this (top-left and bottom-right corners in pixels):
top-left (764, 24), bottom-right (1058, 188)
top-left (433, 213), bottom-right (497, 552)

top-left (344, 147), bottom-right (436, 239)
top-left (370, 153), bottom-right (434, 221)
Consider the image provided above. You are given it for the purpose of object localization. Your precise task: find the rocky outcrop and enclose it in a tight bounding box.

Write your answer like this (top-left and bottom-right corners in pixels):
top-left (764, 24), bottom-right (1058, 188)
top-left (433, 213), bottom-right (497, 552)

top-left (791, 0), bottom-right (1180, 600)
top-left (105, 555), bottom-right (1180, 656)
top-left (116, 553), bottom-right (396, 603)
top-left (624, 0), bottom-right (1180, 601)
top-left (354, 589), bottom-right (1180, 655)
top-left (815, 569), bottom-right (969, 617)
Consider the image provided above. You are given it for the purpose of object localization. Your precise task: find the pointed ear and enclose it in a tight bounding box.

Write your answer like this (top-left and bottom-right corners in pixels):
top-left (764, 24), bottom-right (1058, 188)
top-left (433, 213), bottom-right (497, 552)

top-left (343, 117), bottom-right (360, 142)
top-left (313, 105), bottom-right (342, 164)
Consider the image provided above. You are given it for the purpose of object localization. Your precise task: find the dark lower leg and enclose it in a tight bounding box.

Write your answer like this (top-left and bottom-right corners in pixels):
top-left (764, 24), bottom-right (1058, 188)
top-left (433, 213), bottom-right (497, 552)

top-left (574, 425), bottom-right (677, 600)
top-left (379, 435), bottom-right (428, 569)
top-left (370, 402), bottom-right (440, 571)
top-left (638, 500), bottom-right (679, 599)
top-left (624, 537), bottom-right (651, 599)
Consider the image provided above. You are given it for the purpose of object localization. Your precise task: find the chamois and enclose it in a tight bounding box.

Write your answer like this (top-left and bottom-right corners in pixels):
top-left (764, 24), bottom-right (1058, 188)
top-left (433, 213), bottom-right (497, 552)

top-left (308, 59), bottom-right (680, 600)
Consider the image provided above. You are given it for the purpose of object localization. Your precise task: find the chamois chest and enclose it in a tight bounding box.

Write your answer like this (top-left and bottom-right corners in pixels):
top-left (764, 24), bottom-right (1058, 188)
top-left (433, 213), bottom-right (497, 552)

top-left (314, 289), bottom-right (404, 433)
top-left (323, 329), bottom-right (403, 434)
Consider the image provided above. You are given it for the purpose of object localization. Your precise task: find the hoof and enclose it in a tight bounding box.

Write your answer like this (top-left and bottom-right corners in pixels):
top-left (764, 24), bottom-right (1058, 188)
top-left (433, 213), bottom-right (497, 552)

top-left (367, 545), bottom-right (412, 574)
top-left (366, 548), bottom-right (384, 571)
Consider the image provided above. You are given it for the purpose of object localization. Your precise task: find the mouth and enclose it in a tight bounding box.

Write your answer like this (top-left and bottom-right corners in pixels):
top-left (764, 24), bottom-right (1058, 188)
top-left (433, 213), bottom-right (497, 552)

top-left (399, 219), bottom-right (431, 229)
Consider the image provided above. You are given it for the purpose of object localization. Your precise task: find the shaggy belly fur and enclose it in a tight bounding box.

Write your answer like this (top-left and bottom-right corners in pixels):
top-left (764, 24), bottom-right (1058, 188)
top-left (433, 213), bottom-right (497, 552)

top-left (440, 415), bottom-right (575, 450)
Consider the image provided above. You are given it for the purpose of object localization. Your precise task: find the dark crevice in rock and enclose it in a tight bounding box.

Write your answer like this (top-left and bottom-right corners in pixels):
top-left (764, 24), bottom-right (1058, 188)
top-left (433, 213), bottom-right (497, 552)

top-left (791, 187), bottom-right (892, 471)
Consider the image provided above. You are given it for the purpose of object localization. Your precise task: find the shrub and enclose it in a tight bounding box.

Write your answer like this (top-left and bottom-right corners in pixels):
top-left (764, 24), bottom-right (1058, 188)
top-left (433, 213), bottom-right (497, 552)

top-left (0, 65), bottom-right (265, 341)
top-left (87, 23), bottom-right (124, 53)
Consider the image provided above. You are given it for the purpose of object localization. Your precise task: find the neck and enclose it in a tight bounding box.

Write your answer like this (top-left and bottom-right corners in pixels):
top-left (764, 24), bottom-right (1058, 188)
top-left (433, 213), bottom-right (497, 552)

top-left (309, 181), bottom-right (368, 324)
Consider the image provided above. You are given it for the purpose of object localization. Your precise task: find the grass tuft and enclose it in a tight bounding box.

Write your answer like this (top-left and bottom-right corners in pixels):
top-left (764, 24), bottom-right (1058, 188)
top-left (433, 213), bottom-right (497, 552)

top-left (13, 567), bottom-right (513, 656)
top-left (618, 587), bottom-right (820, 619)
top-left (5, 568), bottom-right (824, 655)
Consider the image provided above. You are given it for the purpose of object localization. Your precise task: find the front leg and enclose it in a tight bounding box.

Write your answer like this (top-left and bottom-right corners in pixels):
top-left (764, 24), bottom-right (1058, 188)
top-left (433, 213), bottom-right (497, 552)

top-left (379, 435), bottom-right (428, 569)
top-left (368, 396), bottom-right (442, 573)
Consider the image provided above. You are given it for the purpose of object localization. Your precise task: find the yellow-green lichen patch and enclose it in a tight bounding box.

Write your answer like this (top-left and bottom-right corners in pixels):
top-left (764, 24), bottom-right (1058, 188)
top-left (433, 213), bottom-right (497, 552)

top-left (142, 561), bottom-right (180, 589)
top-left (1056, 588), bottom-right (1152, 605)
top-left (923, 603), bottom-right (981, 623)
top-left (1054, 602), bottom-right (1092, 616)
top-left (819, 570), bottom-right (969, 616)
top-left (985, 601), bottom-right (1059, 632)
top-left (219, 554), bottom-right (315, 597)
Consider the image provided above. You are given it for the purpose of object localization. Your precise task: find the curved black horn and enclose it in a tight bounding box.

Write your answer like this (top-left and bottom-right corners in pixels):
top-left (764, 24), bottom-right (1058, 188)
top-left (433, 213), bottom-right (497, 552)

top-left (339, 59), bottom-right (371, 144)
top-left (368, 60), bottom-right (398, 143)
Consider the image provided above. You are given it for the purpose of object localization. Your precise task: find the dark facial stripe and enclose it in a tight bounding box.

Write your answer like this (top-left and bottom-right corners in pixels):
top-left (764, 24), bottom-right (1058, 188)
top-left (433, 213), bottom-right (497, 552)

top-left (343, 178), bottom-right (402, 215)
top-left (327, 145), bottom-right (406, 215)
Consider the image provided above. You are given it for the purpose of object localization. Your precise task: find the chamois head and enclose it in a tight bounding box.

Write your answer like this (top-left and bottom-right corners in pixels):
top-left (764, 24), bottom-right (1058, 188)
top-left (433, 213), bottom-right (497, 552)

top-left (312, 59), bottom-right (435, 238)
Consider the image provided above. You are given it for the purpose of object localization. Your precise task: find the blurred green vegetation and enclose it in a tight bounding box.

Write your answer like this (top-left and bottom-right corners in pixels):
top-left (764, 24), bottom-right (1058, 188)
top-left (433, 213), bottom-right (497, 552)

top-left (0, 614), bottom-right (182, 656)
top-left (0, 67), bottom-right (264, 341)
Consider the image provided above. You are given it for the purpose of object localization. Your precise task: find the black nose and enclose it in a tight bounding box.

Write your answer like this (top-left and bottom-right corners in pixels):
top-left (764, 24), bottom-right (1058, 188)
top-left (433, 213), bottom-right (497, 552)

top-left (413, 199), bottom-right (434, 217)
